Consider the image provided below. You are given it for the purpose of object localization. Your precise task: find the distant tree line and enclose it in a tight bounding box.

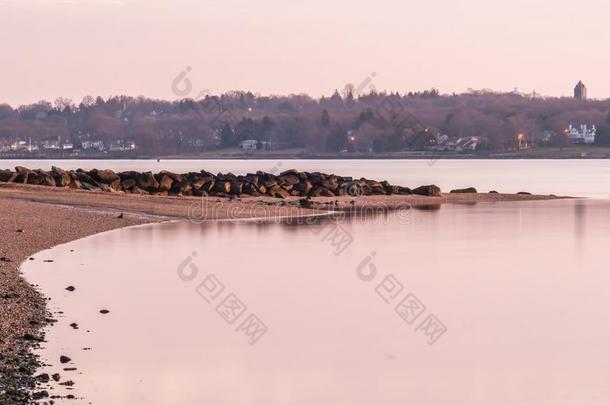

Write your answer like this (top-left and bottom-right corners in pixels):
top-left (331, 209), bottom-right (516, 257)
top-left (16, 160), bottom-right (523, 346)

top-left (2, 89), bottom-right (610, 153)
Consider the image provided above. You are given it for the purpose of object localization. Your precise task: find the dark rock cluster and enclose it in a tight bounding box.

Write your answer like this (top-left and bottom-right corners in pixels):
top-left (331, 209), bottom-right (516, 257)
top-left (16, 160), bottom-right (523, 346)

top-left (0, 166), bottom-right (444, 198)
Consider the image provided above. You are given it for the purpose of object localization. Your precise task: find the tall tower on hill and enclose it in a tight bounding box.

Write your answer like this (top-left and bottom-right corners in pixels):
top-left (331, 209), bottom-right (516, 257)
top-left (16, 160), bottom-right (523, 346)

top-left (574, 81), bottom-right (587, 100)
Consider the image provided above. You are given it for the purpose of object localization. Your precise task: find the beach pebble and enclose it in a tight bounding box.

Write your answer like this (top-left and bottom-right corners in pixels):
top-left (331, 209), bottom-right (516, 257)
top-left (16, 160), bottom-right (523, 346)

top-left (59, 380), bottom-right (75, 387)
top-left (65, 286), bottom-right (75, 292)
top-left (31, 391), bottom-right (49, 400)
top-left (99, 309), bottom-right (110, 314)
top-left (35, 373), bottom-right (50, 383)
top-left (59, 355), bottom-right (71, 364)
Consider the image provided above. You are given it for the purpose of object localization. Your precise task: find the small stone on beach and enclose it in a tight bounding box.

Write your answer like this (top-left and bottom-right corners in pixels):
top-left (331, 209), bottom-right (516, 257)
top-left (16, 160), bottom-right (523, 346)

top-left (65, 286), bottom-right (75, 292)
top-left (59, 355), bottom-right (71, 364)
top-left (99, 309), bottom-right (110, 314)
top-left (59, 380), bottom-right (75, 387)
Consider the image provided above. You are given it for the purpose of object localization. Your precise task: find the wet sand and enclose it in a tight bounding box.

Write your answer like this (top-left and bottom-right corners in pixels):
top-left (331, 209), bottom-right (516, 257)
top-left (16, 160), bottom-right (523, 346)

top-left (0, 182), bottom-right (566, 402)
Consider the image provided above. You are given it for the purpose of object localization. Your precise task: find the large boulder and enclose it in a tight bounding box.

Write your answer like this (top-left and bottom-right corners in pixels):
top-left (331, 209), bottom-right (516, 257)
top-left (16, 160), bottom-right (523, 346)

top-left (0, 169), bottom-right (14, 182)
top-left (118, 171), bottom-right (140, 181)
top-left (68, 178), bottom-right (82, 189)
top-left (129, 186), bottom-right (149, 195)
top-left (108, 178), bottom-right (122, 192)
top-left (137, 172), bottom-right (159, 191)
top-left (381, 181), bottom-right (393, 195)
top-left (37, 170), bottom-right (56, 187)
top-left (158, 175), bottom-right (174, 192)
top-left (245, 174), bottom-right (260, 185)
top-left (73, 171), bottom-right (97, 185)
top-left (25, 170), bottom-right (44, 186)
top-left (242, 183), bottom-right (261, 196)
top-left (412, 185), bottom-right (442, 197)
top-left (294, 180), bottom-right (313, 196)
top-left (201, 180), bottom-right (215, 193)
top-left (171, 179), bottom-right (192, 195)
top-left (190, 178), bottom-right (205, 190)
top-left (321, 177), bottom-right (339, 191)
top-left (262, 178), bottom-right (278, 188)
top-left (368, 181), bottom-right (386, 195)
top-left (311, 186), bottom-right (335, 197)
top-left (13, 168), bottom-right (30, 183)
top-left (230, 181), bottom-right (243, 195)
top-left (213, 181), bottom-right (231, 194)
top-left (279, 174), bottom-right (300, 186)
top-left (121, 178), bottom-right (137, 190)
top-left (51, 166), bottom-right (71, 187)
top-left (268, 185), bottom-right (290, 199)
top-left (80, 182), bottom-right (98, 191)
top-left (280, 169), bottom-right (300, 176)
top-left (450, 187), bottom-right (477, 194)
top-left (256, 184), bottom-right (267, 194)
top-left (158, 170), bottom-right (184, 182)
top-left (91, 169), bottom-right (119, 184)
top-left (341, 181), bottom-right (363, 197)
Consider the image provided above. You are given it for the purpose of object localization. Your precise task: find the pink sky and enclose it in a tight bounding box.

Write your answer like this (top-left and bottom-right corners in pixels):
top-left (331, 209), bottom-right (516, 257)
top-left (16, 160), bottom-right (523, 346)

top-left (1, 0), bottom-right (609, 106)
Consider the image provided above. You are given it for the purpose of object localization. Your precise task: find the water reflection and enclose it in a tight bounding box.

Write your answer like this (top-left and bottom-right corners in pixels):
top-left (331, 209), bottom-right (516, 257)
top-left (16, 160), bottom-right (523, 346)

top-left (23, 199), bottom-right (610, 405)
top-left (574, 200), bottom-right (587, 254)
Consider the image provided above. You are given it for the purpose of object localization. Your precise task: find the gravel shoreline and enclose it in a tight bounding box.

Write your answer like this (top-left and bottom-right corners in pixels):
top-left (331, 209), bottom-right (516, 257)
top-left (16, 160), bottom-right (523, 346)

top-left (0, 183), bottom-right (567, 403)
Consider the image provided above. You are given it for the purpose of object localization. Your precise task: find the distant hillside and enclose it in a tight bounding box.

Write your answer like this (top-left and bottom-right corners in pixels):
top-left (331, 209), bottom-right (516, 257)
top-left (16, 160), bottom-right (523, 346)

top-left (1, 90), bottom-right (610, 156)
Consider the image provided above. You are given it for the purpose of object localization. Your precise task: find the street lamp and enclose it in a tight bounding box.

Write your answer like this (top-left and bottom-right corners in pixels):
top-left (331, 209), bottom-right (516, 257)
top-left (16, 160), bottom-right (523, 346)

top-left (517, 133), bottom-right (525, 150)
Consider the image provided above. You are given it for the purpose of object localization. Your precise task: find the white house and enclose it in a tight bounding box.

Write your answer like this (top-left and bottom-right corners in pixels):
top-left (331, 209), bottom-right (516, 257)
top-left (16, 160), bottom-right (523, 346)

top-left (568, 124), bottom-right (596, 144)
top-left (82, 140), bottom-right (105, 151)
top-left (447, 136), bottom-right (480, 151)
top-left (109, 141), bottom-right (136, 152)
top-left (42, 140), bottom-right (60, 150)
top-left (239, 139), bottom-right (258, 150)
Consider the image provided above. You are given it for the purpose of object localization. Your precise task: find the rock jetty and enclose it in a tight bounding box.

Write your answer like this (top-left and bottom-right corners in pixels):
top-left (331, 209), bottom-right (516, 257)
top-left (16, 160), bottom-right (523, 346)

top-left (0, 166), bottom-right (444, 198)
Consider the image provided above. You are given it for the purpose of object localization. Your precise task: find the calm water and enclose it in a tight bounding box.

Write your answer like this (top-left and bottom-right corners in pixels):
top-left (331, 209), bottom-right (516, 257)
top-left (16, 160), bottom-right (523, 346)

top-left (23, 198), bottom-right (610, 405)
top-left (2, 159), bottom-right (610, 197)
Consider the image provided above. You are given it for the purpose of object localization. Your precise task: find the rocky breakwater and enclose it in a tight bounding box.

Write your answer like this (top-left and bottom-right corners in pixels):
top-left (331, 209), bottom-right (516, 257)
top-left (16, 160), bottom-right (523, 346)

top-left (0, 166), bottom-right (444, 198)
